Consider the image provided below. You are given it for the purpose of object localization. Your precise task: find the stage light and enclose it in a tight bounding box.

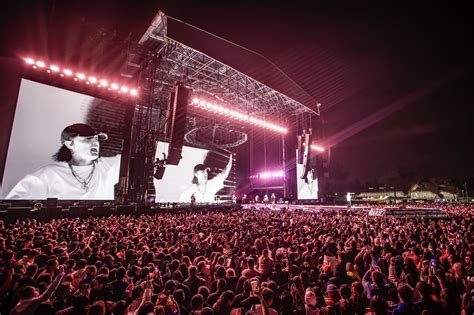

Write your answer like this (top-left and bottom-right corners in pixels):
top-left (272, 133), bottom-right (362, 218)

top-left (36, 61), bottom-right (46, 68)
top-left (99, 80), bottom-right (108, 86)
top-left (130, 89), bottom-right (138, 96)
top-left (25, 58), bottom-right (35, 64)
top-left (120, 86), bottom-right (129, 93)
top-left (63, 69), bottom-right (73, 76)
top-left (50, 65), bottom-right (60, 72)
top-left (189, 95), bottom-right (287, 133)
top-left (76, 73), bottom-right (86, 80)
top-left (253, 169), bottom-right (285, 179)
top-left (111, 83), bottom-right (119, 90)
top-left (88, 77), bottom-right (97, 83)
top-left (311, 144), bottom-right (325, 152)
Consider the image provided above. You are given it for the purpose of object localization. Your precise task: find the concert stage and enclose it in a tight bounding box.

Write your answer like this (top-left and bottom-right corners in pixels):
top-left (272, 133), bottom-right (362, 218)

top-left (242, 203), bottom-right (371, 212)
top-left (242, 203), bottom-right (449, 218)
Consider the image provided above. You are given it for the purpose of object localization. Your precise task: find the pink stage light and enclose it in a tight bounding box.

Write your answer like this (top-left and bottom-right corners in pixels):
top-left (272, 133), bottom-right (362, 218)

top-left (253, 169), bottom-right (285, 179)
top-left (189, 96), bottom-right (287, 133)
top-left (22, 57), bottom-right (138, 98)
top-left (311, 144), bottom-right (325, 152)
top-left (50, 65), bottom-right (60, 72)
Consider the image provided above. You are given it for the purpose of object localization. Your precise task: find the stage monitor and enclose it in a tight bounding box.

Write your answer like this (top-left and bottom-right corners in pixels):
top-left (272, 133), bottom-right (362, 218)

top-left (0, 79), bottom-right (130, 200)
top-left (153, 141), bottom-right (235, 203)
top-left (296, 150), bottom-right (318, 200)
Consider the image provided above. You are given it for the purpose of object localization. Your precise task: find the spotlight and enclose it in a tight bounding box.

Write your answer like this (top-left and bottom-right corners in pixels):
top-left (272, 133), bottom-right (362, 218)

top-left (88, 77), bottom-right (97, 83)
top-left (200, 100), bottom-right (206, 106)
top-left (311, 144), bottom-right (325, 152)
top-left (63, 69), bottom-right (73, 76)
top-left (36, 61), bottom-right (46, 68)
top-left (76, 73), bottom-right (86, 80)
top-left (99, 80), bottom-right (108, 86)
top-left (25, 58), bottom-right (35, 64)
top-left (111, 83), bottom-right (119, 90)
top-left (130, 89), bottom-right (138, 96)
top-left (50, 65), bottom-right (60, 72)
top-left (120, 86), bottom-right (129, 93)
top-left (192, 97), bottom-right (200, 104)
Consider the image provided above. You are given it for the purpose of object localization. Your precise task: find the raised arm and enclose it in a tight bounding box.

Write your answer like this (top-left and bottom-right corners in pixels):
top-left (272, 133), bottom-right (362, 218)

top-left (216, 154), bottom-right (232, 181)
top-left (38, 272), bottom-right (65, 302)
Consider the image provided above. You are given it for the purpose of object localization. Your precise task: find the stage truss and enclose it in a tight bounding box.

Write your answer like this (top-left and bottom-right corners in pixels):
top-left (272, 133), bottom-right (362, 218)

top-left (129, 11), bottom-right (319, 117)
top-left (124, 11), bottom-right (318, 201)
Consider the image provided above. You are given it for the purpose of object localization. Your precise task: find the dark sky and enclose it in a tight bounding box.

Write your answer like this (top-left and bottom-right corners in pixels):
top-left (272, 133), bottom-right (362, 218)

top-left (1, 0), bottom-right (473, 186)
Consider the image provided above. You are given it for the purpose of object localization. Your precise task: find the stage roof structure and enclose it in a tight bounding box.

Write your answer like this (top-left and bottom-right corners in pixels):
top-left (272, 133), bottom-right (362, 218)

top-left (126, 11), bottom-right (320, 121)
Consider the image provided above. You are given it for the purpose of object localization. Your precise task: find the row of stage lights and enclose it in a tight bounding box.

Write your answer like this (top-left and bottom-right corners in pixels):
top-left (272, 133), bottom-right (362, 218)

top-left (191, 97), bottom-right (288, 134)
top-left (250, 170), bottom-right (285, 179)
top-left (23, 58), bottom-right (138, 97)
top-left (311, 144), bottom-right (325, 152)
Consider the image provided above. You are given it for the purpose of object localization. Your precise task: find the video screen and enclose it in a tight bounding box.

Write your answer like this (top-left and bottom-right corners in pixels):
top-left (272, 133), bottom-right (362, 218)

top-left (0, 79), bottom-right (127, 200)
top-left (296, 150), bottom-right (318, 200)
top-left (153, 141), bottom-right (236, 203)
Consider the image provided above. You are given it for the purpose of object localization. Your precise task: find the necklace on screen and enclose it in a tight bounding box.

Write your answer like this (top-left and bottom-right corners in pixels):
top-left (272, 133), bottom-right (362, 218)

top-left (68, 161), bottom-right (96, 191)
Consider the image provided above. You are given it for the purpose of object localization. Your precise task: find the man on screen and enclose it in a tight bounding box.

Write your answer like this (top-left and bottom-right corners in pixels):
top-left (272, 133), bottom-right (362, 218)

top-left (6, 123), bottom-right (120, 200)
top-left (179, 154), bottom-right (232, 203)
top-left (298, 168), bottom-right (318, 199)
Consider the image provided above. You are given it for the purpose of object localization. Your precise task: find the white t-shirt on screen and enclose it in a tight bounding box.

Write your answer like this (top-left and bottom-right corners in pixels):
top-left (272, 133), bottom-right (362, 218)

top-left (178, 174), bottom-right (225, 203)
top-left (6, 156), bottom-right (121, 200)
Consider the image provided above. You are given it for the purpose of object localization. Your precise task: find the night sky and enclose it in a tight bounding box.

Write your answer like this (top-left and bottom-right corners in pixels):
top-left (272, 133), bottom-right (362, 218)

top-left (1, 1), bottom-right (473, 191)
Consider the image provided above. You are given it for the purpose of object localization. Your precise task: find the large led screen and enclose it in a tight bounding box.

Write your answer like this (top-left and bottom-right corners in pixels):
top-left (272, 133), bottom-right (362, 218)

top-left (153, 141), bottom-right (235, 203)
top-left (0, 79), bottom-right (128, 200)
top-left (296, 150), bottom-right (318, 200)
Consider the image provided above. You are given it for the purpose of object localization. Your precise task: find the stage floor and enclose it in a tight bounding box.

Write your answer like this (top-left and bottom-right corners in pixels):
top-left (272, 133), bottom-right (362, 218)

top-left (241, 203), bottom-right (371, 212)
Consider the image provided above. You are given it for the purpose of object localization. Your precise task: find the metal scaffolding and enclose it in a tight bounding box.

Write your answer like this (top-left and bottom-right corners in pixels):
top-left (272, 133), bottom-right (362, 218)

top-left (124, 11), bottom-right (319, 201)
top-left (134, 11), bottom-right (319, 120)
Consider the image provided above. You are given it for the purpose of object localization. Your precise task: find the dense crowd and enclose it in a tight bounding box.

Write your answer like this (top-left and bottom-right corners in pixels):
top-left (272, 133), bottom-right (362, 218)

top-left (0, 204), bottom-right (473, 314)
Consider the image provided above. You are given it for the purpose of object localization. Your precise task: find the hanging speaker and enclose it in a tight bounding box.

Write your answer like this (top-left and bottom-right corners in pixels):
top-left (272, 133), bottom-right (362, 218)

top-left (297, 135), bottom-right (303, 164)
top-left (167, 83), bottom-right (190, 165)
top-left (301, 129), bottom-right (312, 179)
